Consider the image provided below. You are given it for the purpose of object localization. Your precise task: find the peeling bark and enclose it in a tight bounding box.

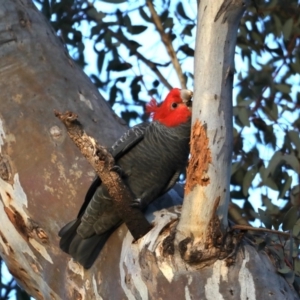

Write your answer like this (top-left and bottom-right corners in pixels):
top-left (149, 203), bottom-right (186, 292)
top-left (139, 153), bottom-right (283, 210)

top-left (116, 207), bottom-right (298, 300)
top-left (176, 0), bottom-right (248, 260)
top-left (185, 120), bottom-right (212, 194)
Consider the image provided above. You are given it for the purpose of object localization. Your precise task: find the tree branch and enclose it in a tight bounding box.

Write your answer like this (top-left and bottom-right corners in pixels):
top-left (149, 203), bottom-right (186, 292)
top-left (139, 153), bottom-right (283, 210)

top-left (108, 29), bottom-right (173, 91)
top-left (54, 110), bottom-right (152, 240)
top-left (228, 202), bottom-right (251, 226)
top-left (146, 0), bottom-right (186, 89)
top-left (232, 224), bottom-right (294, 239)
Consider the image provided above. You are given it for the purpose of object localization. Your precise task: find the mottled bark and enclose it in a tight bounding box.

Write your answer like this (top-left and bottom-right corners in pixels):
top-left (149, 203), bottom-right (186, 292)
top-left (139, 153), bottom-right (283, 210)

top-left (115, 208), bottom-right (298, 300)
top-left (0, 0), bottom-right (126, 298)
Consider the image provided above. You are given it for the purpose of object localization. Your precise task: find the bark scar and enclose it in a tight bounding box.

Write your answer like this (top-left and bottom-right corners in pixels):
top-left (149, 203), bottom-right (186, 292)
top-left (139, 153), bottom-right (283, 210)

top-left (185, 120), bottom-right (212, 194)
top-left (3, 206), bottom-right (28, 239)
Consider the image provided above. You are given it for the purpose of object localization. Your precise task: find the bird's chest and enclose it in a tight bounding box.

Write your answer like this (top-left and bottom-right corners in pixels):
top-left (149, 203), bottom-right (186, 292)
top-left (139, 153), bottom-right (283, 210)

top-left (117, 135), bottom-right (188, 195)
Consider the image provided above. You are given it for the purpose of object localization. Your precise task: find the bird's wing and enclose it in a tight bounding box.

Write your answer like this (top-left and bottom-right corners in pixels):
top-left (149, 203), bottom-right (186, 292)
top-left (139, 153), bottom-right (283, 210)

top-left (77, 122), bottom-right (149, 218)
top-left (77, 176), bottom-right (101, 218)
top-left (161, 170), bottom-right (181, 195)
top-left (110, 122), bottom-right (149, 160)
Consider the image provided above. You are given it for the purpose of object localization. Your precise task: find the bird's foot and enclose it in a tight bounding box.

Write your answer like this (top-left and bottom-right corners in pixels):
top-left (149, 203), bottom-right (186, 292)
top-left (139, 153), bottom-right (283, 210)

top-left (130, 198), bottom-right (142, 209)
top-left (110, 165), bottom-right (126, 177)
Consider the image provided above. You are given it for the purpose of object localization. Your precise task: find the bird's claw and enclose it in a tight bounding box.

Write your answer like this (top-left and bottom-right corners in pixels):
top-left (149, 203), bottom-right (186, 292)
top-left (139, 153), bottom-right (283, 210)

top-left (88, 137), bottom-right (97, 155)
top-left (110, 165), bottom-right (126, 177)
top-left (130, 198), bottom-right (142, 208)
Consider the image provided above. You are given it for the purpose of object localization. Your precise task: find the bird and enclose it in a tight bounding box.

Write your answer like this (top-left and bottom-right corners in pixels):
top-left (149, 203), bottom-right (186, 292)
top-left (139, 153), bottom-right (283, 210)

top-left (59, 88), bottom-right (193, 268)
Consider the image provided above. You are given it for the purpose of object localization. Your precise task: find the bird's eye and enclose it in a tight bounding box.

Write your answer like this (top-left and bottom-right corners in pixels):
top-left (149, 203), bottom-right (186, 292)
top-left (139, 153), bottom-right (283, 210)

top-left (171, 102), bottom-right (178, 109)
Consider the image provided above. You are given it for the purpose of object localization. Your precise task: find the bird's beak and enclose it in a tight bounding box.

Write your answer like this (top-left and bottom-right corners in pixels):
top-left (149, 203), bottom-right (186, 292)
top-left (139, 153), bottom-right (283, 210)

top-left (181, 89), bottom-right (193, 109)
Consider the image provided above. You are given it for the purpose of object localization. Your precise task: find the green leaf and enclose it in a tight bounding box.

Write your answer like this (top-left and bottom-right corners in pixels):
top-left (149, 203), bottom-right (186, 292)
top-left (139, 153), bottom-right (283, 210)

top-left (242, 166), bottom-right (258, 196)
top-left (273, 14), bottom-right (282, 37)
top-left (264, 177), bottom-right (278, 191)
top-left (121, 110), bottom-right (140, 124)
top-left (178, 44), bottom-right (194, 56)
top-left (163, 17), bottom-right (174, 29)
top-left (128, 25), bottom-right (147, 35)
top-left (160, 9), bottom-right (169, 23)
top-left (251, 31), bottom-right (263, 45)
top-left (128, 40), bottom-right (142, 55)
top-left (266, 151), bottom-right (282, 177)
top-left (91, 25), bottom-right (102, 38)
top-left (282, 18), bottom-right (293, 40)
top-left (97, 50), bottom-right (105, 74)
top-left (282, 206), bottom-right (298, 231)
top-left (288, 131), bottom-right (300, 158)
top-left (292, 220), bottom-right (300, 237)
top-left (104, 31), bottom-right (112, 47)
top-left (123, 14), bottom-right (131, 28)
top-left (244, 200), bottom-right (256, 221)
top-left (176, 3), bottom-right (191, 20)
top-left (278, 175), bottom-right (292, 199)
top-left (230, 190), bottom-right (245, 200)
top-left (139, 7), bottom-right (152, 22)
top-left (181, 24), bottom-right (194, 36)
top-left (130, 76), bottom-right (142, 101)
top-left (283, 154), bottom-right (300, 173)
top-left (86, 7), bottom-right (105, 22)
top-left (262, 195), bottom-right (279, 213)
top-left (291, 185), bottom-right (300, 206)
top-left (258, 208), bottom-right (273, 229)
top-left (237, 98), bottom-right (255, 107)
top-left (262, 125), bottom-right (276, 148)
top-left (259, 164), bottom-right (267, 182)
top-left (107, 60), bottom-right (132, 72)
top-left (231, 162), bottom-right (240, 175)
top-left (291, 61), bottom-right (300, 74)
top-left (261, 103), bottom-right (278, 121)
top-left (109, 85), bottom-right (118, 107)
top-left (238, 107), bottom-right (250, 127)
top-left (275, 83), bottom-right (291, 94)
top-left (253, 117), bottom-right (267, 131)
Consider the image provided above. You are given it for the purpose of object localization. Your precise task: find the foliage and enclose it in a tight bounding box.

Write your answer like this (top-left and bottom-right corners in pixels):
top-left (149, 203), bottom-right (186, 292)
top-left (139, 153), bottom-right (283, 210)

top-left (234, 0), bottom-right (300, 223)
top-left (35, 0), bottom-right (196, 123)
top-left (233, 0), bottom-right (300, 288)
top-left (2, 0), bottom-right (300, 298)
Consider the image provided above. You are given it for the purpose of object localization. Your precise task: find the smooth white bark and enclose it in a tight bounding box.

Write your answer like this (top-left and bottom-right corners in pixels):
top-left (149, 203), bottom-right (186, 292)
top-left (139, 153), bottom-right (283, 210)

top-left (177, 0), bottom-right (249, 245)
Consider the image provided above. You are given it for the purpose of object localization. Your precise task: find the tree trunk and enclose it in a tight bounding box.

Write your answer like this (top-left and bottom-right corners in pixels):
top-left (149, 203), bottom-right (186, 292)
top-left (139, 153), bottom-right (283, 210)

top-left (0, 0), bottom-right (298, 299)
top-left (0, 0), bottom-right (126, 298)
top-left (176, 0), bottom-right (246, 254)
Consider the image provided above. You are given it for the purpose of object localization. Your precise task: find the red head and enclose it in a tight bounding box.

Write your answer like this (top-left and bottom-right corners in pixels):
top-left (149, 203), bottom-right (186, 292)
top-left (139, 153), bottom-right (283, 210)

top-left (146, 88), bottom-right (193, 127)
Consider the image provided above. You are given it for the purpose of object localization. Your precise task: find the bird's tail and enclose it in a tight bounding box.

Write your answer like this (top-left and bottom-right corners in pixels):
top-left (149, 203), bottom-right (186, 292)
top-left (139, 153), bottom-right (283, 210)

top-left (59, 219), bottom-right (113, 269)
